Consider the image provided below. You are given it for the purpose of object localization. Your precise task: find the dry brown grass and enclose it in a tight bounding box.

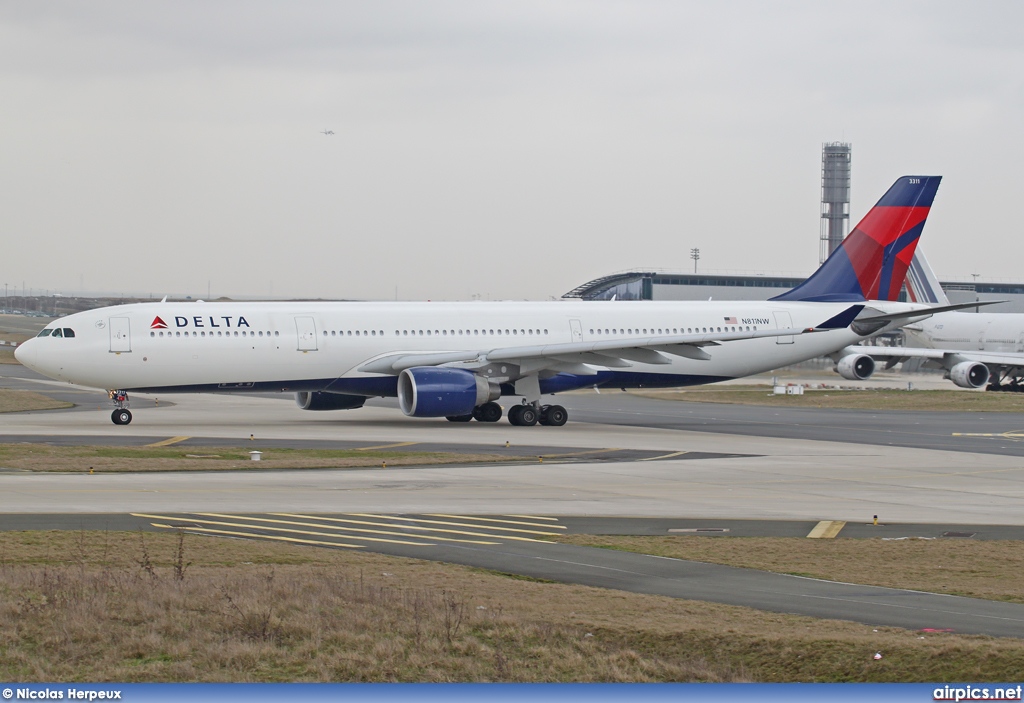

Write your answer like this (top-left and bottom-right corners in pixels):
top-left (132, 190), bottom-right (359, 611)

top-left (558, 535), bottom-right (1024, 603)
top-left (0, 331), bottom-right (31, 365)
top-left (630, 387), bottom-right (1024, 412)
top-left (0, 389), bottom-right (74, 413)
top-left (0, 444), bottom-right (526, 472)
top-left (2, 531), bottom-right (1024, 682)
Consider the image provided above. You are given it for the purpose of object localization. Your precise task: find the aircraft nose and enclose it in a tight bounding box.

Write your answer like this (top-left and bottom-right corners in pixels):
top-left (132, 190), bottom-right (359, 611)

top-left (13, 338), bottom-right (39, 370)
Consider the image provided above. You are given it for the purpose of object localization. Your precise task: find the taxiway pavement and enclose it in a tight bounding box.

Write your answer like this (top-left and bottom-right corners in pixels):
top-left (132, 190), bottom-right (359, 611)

top-left (5, 367), bottom-right (1024, 637)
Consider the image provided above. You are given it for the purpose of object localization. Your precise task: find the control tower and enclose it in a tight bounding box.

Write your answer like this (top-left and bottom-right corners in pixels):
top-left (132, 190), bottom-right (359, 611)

top-left (819, 142), bottom-right (851, 264)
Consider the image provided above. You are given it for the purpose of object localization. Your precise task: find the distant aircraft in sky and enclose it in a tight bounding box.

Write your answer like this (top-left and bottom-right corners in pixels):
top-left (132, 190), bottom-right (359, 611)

top-left (321, 129), bottom-right (334, 135)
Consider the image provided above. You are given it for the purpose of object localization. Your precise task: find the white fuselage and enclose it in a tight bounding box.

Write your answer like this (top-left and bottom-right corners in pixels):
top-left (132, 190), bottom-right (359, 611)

top-left (905, 312), bottom-right (1024, 354)
top-left (16, 299), bottom-right (916, 395)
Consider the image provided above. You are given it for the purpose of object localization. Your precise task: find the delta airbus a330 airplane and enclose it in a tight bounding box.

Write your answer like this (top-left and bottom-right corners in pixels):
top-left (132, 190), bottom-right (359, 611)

top-left (17, 176), bottom-right (964, 428)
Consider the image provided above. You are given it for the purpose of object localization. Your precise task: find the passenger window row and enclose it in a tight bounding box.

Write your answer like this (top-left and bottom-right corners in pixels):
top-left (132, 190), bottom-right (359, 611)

top-left (149, 330), bottom-right (278, 338)
top-left (325, 328), bottom-right (551, 338)
top-left (588, 325), bottom-right (756, 335)
top-left (143, 325), bottom-right (759, 340)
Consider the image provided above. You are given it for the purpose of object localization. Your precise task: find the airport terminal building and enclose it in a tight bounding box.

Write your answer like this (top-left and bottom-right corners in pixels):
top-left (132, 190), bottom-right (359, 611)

top-left (562, 143), bottom-right (1024, 312)
top-left (562, 271), bottom-right (1024, 313)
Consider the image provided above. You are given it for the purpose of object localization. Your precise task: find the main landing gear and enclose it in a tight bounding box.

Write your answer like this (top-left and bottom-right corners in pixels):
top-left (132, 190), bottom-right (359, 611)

top-left (109, 390), bottom-right (132, 425)
top-left (444, 401), bottom-right (569, 426)
top-left (508, 403), bottom-right (568, 427)
top-left (445, 401), bottom-right (502, 423)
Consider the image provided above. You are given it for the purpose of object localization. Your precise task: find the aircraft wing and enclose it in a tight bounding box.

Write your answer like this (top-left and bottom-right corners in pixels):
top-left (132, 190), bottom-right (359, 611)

top-left (358, 306), bottom-right (862, 376)
top-left (849, 345), bottom-right (1024, 369)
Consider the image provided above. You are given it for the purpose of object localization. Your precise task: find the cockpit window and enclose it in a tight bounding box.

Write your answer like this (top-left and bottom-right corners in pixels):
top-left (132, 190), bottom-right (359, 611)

top-left (62, 328), bottom-right (75, 338)
top-left (51, 328), bottom-right (63, 338)
top-left (36, 329), bottom-right (53, 338)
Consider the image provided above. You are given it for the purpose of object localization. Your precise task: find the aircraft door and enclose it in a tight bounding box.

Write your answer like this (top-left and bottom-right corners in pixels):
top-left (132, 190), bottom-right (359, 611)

top-left (295, 316), bottom-right (318, 351)
top-left (109, 317), bottom-right (131, 353)
top-left (570, 319), bottom-right (583, 342)
top-left (772, 311), bottom-right (794, 344)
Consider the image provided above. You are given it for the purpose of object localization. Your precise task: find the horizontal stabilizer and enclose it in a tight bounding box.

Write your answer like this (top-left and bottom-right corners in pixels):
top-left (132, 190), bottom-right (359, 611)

top-left (856, 300), bottom-right (1004, 325)
top-left (816, 305), bottom-right (865, 330)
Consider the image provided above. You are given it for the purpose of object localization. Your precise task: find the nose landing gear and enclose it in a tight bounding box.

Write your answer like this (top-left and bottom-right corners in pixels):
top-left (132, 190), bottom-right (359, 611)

top-left (109, 390), bottom-right (132, 425)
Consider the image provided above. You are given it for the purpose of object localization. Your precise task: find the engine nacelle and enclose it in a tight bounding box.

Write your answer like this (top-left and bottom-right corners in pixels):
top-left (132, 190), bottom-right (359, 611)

top-left (835, 353), bottom-right (875, 381)
top-left (397, 367), bottom-right (499, 418)
top-left (948, 361), bottom-right (990, 389)
top-left (295, 391), bottom-right (367, 411)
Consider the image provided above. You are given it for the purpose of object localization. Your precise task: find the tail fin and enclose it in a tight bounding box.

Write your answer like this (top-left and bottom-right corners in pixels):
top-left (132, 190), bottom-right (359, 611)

top-left (905, 247), bottom-right (950, 305)
top-left (771, 176), bottom-right (941, 302)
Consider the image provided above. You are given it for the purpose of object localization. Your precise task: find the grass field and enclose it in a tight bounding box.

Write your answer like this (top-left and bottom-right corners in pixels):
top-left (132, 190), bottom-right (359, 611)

top-left (0, 329), bottom-right (31, 365)
top-left (3, 530), bottom-right (1024, 682)
top-left (0, 389), bottom-right (73, 413)
top-left (0, 443), bottom-right (527, 472)
top-left (630, 386), bottom-right (1024, 412)
top-left (558, 535), bottom-right (1024, 603)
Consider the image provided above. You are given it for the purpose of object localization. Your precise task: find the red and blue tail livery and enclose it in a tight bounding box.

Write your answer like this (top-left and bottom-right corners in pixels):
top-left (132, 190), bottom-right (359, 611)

top-left (773, 176), bottom-right (942, 303)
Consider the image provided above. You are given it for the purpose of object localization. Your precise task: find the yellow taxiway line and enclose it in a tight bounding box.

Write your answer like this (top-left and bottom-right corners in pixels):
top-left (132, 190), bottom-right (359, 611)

top-left (806, 520), bottom-right (846, 539)
top-left (356, 441), bottom-right (418, 451)
top-left (133, 512), bottom-right (435, 547)
top-left (535, 447), bottom-right (622, 458)
top-left (198, 512), bottom-right (498, 545)
top-left (149, 523), bottom-right (365, 549)
top-left (639, 451), bottom-right (690, 461)
top-left (276, 512), bottom-right (555, 542)
top-left (145, 436), bottom-right (190, 447)
top-left (343, 512), bottom-right (563, 537)
top-left (424, 514), bottom-right (567, 530)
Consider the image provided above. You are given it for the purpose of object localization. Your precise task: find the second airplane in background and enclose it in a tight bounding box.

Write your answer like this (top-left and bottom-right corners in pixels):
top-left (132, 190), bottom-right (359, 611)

top-left (831, 250), bottom-right (1023, 391)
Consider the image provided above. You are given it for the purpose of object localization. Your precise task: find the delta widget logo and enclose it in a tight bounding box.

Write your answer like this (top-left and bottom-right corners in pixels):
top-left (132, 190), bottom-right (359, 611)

top-left (151, 316), bottom-right (168, 330)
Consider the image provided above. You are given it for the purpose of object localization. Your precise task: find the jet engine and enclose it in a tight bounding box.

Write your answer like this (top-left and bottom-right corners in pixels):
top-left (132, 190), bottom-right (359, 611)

top-left (835, 353), bottom-right (875, 381)
top-left (397, 367), bottom-right (499, 418)
top-left (948, 361), bottom-right (990, 389)
top-left (295, 391), bottom-right (367, 411)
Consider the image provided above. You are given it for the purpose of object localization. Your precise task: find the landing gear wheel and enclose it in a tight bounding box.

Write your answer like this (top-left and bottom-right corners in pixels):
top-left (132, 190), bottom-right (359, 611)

top-left (474, 402), bottom-right (502, 423)
top-left (446, 414), bottom-right (474, 422)
top-left (518, 405), bottom-right (538, 426)
top-left (111, 409), bottom-right (132, 425)
top-left (540, 404), bottom-right (567, 427)
top-left (507, 405), bottom-right (523, 426)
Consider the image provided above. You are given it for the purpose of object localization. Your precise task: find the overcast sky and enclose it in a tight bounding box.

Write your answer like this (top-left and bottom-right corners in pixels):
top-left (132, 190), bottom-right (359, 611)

top-left (1, 1), bottom-right (1022, 301)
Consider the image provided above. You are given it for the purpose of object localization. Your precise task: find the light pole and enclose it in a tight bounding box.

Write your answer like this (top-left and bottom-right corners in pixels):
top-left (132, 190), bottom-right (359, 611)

top-left (690, 248), bottom-right (700, 274)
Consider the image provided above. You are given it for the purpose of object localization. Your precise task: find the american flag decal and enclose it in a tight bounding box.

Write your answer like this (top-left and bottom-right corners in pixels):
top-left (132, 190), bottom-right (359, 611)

top-left (724, 316), bottom-right (737, 324)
